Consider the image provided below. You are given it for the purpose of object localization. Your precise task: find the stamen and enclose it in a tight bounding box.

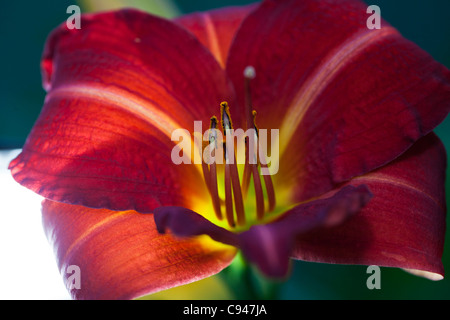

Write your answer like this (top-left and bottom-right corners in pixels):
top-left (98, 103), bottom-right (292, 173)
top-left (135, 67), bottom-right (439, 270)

top-left (241, 137), bottom-right (251, 197)
top-left (260, 158), bottom-right (276, 213)
top-left (201, 142), bottom-right (211, 191)
top-left (208, 116), bottom-right (222, 220)
top-left (251, 163), bottom-right (265, 220)
top-left (249, 110), bottom-right (265, 220)
top-left (252, 110), bottom-right (276, 214)
top-left (205, 97), bottom-right (277, 229)
top-left (221, 102), bottom-right (246, 227)
top-left (223, 151), bottom-right (235, 228)
top-left (230, 158), bottom-right (245, 226)
top-left (243, 114), bottom-right (259, 180)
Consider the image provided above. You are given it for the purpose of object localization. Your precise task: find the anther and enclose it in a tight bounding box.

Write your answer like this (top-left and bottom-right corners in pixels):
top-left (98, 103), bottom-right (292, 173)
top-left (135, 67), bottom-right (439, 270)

top-left (220, 102), bottom-right (233, 132)
top-left (223, 149), bottom-right (235, 227)
top-left (204, 95), bottom-right (277, 228)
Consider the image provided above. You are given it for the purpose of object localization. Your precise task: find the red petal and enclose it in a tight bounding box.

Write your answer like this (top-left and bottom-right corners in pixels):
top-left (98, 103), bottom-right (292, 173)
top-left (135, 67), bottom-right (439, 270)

top-left (175, 3), bottom-right (258, 68)
top-left (42, 200), bottom-right (236, 300)
top-left (238, 185), bottom-right (372, 278)
top-left (227, 0), bottom-right (450, 200)
top-left (292, 133), bottom-right (447, 279)
top-left (10, 9), bottom-right (236, 212)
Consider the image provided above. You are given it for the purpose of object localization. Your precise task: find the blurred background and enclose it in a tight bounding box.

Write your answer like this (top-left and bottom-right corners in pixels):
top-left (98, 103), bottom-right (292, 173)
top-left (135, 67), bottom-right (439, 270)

top-left (0, 0), bottom-right (449, 299)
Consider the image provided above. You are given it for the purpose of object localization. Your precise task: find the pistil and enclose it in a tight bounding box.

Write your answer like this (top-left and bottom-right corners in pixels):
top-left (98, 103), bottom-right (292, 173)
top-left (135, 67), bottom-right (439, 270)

top-left (242, 66), bottom-right (256, 198)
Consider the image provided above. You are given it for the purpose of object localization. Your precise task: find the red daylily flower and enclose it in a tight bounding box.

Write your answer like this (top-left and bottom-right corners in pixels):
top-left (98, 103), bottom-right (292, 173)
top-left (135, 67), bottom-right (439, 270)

top-left (10, 0), bottom-right (450, 299)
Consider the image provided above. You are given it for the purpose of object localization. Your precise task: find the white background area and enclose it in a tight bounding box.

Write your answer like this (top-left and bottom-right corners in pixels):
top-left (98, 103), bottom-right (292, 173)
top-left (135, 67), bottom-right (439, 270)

top-left (0, 150), bottom-right (70, 299)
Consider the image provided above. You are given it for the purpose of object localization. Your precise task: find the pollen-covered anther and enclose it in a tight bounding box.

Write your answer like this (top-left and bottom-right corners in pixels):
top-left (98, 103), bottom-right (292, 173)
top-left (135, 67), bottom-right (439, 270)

top-left (220, 101), bottom-right (233, 132)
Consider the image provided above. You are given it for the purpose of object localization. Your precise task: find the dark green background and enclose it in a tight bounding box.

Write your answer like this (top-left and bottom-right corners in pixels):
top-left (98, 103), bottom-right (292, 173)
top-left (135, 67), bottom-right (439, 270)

top-left (1, 0), bottom-right (449, 299)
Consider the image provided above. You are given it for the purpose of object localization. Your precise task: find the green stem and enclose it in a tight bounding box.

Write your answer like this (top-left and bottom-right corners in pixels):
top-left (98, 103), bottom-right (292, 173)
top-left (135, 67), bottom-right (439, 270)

top-left (219, 252), bottom-right (282, 300)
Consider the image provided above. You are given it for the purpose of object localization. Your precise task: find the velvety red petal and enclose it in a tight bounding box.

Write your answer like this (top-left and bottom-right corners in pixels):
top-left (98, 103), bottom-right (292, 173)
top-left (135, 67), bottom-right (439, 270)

top-left (10, 9), bottom-right (236, 212)
top-left (227, 0), bottom-right (450, 201)
top-left (292, 133), bottom-right (447, 279)
top-left (238, 185), bottom-right (372, 278)
top-left (42, 200), bottom-right (237, 300)
top-left (175, 3), bottom-right (258, 68)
